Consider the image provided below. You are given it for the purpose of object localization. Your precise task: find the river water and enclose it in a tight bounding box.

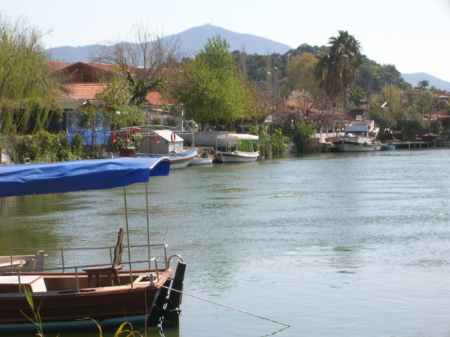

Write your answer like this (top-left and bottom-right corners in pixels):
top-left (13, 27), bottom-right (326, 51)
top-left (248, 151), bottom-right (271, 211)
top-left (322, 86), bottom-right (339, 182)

top-left (1, 149), bottom-right (450, 337)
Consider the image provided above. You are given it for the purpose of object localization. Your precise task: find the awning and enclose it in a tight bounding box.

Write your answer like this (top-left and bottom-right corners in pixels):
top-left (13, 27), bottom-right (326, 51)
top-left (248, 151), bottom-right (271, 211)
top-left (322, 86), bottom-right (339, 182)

top-left (216, 134), bottom-right (259, 141)
top-left (0, 157), bottom-right (170, 198)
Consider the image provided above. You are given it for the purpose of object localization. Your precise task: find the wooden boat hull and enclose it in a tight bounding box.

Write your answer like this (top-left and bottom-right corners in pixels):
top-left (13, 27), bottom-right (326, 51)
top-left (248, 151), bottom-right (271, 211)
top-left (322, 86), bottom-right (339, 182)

top-left (0, 269), bottom-right (172, 331)
top-left (335, 140), bottom-right (381, 152)
top-left (216, 151), bottom-right (259, 163)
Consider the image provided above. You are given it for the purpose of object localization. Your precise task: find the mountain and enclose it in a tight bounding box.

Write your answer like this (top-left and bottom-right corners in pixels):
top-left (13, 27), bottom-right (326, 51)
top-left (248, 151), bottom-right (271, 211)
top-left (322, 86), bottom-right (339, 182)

top-left (401, 72), bottom-right (450, 91)
top-left (47, 24), bottom-right (292, 63)
top-left (47, 44), bottom-right (101, 63)
top-left (174, 24), bottom-right (292, 56)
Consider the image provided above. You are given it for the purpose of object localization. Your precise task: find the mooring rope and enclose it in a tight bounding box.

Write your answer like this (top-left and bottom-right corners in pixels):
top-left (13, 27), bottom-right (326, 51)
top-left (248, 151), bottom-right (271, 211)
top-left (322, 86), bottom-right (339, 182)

top-left (161, 286), bottom-right (291, 328)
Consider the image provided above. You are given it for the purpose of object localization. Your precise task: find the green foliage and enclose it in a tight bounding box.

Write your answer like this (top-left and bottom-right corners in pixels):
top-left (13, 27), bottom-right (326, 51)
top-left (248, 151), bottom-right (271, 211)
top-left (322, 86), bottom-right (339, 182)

top-left (248, 126), bottom-right (258, 135)
top-left (348, 86), bottom-right (366, 108)
top-left (10, 131), bottom-right (79, 163)
top-left (271, 135), bottom-right (285, 156)
top-left (72, 133), bottom-right (83, 155)
top-left (96, 66), bottom-right (144, 130)
top-left (418, 80), bottom-right (429, 90)
top-left (20, 286), bottom-right (45, 337)
top-left (366, 106), bottom-right (396, 131)
top-left (366, 105), bottom-right (430, 139)
top-left (166, 35), bottom-right (251, 125)
top-left (293, 122), bottom-right (315, 153)
top-left (314, 31), bottom-right (363, 108)
top-left (0, 16), bottom-right (61, 138)
top-left (273, 128), bottom-right (283, 136)
top-left (117, 132), bottom-right (142, 151)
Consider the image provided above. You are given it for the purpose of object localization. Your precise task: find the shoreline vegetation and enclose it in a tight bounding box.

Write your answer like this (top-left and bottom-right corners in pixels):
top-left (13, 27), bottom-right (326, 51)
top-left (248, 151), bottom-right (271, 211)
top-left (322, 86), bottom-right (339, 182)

top-left (1, 17), bottom-right (449, 163)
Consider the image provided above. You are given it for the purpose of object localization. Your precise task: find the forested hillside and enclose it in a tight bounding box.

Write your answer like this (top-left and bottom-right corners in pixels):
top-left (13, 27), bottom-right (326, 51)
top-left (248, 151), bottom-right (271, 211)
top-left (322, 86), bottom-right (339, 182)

top-left (230, 43), bottom-right (412, 99)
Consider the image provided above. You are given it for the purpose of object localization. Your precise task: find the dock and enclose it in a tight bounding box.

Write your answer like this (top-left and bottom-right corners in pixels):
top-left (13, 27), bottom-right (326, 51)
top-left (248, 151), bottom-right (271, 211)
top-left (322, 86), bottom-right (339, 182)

top-left (392, 140), bottom-right (450, 149)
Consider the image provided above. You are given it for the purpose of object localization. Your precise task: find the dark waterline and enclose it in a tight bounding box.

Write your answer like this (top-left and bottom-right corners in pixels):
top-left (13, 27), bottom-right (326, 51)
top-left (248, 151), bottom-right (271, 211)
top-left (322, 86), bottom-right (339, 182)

top-left (1, 149), bottom-right (450, 336)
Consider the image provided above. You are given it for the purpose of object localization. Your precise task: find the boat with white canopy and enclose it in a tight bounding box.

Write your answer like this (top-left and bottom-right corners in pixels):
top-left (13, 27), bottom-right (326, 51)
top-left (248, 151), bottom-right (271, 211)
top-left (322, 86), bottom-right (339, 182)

top-left (215, 134), bottom-right (260, 163)
top-left (334, 117), bottom-right (381, 152)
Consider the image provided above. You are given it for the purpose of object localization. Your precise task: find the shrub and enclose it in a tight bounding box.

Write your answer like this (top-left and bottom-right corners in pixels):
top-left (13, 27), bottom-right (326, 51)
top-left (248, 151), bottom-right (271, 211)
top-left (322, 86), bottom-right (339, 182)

top-left (72, 133), bottom-right (83, 155)
top-left (293, 123), bottom-right (315, 153)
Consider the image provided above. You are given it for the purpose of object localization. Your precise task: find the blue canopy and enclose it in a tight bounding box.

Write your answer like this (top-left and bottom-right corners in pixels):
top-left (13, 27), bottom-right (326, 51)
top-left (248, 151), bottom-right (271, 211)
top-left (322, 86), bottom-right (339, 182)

top-left (0, 157), bottom-right (170, 198)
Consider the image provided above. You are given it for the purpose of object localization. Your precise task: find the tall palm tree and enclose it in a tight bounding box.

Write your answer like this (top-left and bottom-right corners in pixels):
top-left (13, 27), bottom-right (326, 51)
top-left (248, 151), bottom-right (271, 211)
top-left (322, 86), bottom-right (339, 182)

top-left (315, 31), bottom-right (363, 110)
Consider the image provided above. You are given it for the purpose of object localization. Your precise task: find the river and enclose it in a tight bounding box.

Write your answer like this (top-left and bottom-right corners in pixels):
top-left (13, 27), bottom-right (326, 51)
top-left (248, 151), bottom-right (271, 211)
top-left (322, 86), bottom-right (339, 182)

top-left (1, 149), bottom-right (450, 337)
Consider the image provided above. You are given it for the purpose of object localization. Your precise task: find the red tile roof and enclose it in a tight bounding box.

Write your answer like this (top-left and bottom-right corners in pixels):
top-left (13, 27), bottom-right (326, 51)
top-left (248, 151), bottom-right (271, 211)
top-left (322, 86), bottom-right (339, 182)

top-left (60, 83), bottom-right (106, 100)
top-left (47, 61), bottom-right (71, 72)
top-left (145, 91), bottom-right (165, 105)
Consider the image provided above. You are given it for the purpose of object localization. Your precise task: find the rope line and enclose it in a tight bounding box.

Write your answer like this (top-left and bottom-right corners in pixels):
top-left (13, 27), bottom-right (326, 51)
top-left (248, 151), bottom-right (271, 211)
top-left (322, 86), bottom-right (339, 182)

top-left (161, 286), bottom-right (291, 328)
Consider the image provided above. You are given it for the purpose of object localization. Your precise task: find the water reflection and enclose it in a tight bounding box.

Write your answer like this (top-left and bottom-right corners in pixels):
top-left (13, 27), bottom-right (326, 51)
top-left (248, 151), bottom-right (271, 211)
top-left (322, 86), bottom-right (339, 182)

top-left (2, 150), bottom-right (450, 336)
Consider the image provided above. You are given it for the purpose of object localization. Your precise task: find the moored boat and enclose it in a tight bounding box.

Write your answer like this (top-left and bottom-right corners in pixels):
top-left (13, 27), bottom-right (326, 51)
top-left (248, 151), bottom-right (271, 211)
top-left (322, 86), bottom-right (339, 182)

top-left (334, 117), bottom-right (381, 152)
top-left (381, 142), bottom-right (396, 150)
top-left (189, 157), bottom-right (213, 165)
top-left (215, 134), bottom-right (260, 163)
top-left (138, 130), bottom-right (197, 169)
top-left (0, 158), bottom-right (185, 332)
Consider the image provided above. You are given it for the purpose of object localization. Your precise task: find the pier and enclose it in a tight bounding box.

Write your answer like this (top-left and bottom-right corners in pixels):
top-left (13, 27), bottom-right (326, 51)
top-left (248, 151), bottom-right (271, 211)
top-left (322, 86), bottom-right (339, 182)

top-left (392, 140), bottom-right (450, 149)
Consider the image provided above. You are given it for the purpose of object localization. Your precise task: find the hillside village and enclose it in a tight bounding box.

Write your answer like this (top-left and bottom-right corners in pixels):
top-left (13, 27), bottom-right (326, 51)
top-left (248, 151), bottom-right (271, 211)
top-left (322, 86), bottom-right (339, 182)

top-left (1, 17), bottom-right (450, 164)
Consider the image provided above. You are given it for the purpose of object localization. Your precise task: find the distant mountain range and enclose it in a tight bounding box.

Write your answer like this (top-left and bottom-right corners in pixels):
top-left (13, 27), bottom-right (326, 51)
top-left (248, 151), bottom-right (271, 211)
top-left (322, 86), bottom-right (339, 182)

top-left (47, 24), bottom-right (292, 63)
top-left (400, 72), bottom-right (450, 91)
top-left (47, 24), bottom-right (450, 91)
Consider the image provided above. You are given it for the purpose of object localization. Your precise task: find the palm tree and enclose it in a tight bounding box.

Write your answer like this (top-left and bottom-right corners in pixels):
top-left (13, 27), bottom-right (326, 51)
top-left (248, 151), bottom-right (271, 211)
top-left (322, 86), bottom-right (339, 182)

top-left (314, 31), bottom-right (363, 110)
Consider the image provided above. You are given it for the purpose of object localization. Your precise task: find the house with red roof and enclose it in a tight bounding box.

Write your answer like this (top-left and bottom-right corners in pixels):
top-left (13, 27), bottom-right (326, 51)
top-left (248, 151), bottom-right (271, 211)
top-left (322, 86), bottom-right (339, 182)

top-left (50, 61), bottom-right (174, 134)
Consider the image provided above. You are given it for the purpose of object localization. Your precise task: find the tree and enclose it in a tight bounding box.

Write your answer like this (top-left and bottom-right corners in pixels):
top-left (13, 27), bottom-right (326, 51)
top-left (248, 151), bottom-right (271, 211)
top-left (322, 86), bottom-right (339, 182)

top-left (165, 35), bottom-right (251, 128)
top-left (95, 67), bottom-right (144, 130)
top-left (0, 15), bottom-right (61, 137)
top-left (93, 24), bottom-right (183, 102)
top-left (286, 52), bottom-right (318, 92)
top-left (418, 80), bottom-right (429, 90)
top-left (348, 87), bottom-right (366, 108)
top-left (293, 122), bottom-right (315, 153)
top-left (314, 31), bottom-right (363, 109)
top-left (415, 91), bottom-right (438, 120)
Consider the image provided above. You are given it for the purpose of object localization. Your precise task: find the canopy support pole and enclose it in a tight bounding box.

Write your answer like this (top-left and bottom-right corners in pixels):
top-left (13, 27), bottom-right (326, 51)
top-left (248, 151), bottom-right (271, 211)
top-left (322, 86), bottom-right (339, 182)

top-left (146, 182), bottom-right (151, 270)
top-left (124, 186), bottom-right (133, 288)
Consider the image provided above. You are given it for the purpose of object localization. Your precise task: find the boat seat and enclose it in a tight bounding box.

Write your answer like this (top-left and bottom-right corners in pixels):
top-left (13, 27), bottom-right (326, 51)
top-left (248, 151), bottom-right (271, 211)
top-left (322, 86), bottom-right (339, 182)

top-left (83, 228), bottom-right (124, 287)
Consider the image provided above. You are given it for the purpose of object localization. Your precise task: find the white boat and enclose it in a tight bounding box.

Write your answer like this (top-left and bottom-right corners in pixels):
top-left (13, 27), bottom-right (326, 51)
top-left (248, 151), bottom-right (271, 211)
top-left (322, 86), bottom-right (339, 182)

top-left (138, 130), bottom-right (197, 169)
top-left (215, 134), bottom-right (260, 163)
top-left (0, 158), bottom-right (185, 332)
top-left (334, 118), bottom-right (381, 152)
top-left (189, 157), bottom-right (213, 166)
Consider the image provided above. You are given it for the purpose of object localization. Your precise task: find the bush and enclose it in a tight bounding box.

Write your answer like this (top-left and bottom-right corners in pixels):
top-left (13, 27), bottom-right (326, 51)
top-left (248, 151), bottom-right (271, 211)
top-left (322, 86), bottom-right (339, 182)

top-left (293, 123), bottom-right (315, 153)
top-left (10, 131), bottom-right (78, 163)
top-left (72, 133), bottom-right (83, 155)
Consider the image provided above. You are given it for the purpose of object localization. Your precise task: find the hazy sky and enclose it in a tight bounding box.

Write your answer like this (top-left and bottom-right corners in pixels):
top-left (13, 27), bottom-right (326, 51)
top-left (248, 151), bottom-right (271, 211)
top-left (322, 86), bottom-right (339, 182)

top-left (2, 0), bottom-right (450, 82)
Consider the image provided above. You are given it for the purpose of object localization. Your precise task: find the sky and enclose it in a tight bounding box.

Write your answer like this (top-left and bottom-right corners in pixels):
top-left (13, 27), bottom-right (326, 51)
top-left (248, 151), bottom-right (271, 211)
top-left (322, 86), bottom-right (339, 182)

top-left (2, 0), bottom-right (450, 83)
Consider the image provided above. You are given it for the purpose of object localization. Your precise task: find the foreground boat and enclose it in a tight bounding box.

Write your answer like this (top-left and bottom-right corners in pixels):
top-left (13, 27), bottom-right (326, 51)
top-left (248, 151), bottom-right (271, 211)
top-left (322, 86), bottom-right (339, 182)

top-left (0, 158), bottom-right (185, 332)
top-left (334, 118), bottom-right (381, 152)
top-left (215, 134), bottom-right (260, 163)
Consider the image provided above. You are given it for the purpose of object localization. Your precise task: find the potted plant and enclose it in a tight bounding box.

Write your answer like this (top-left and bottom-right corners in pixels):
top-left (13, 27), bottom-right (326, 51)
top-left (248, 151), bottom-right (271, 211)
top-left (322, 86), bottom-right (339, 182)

top-left (117, 130), bottom-right (142, 157)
